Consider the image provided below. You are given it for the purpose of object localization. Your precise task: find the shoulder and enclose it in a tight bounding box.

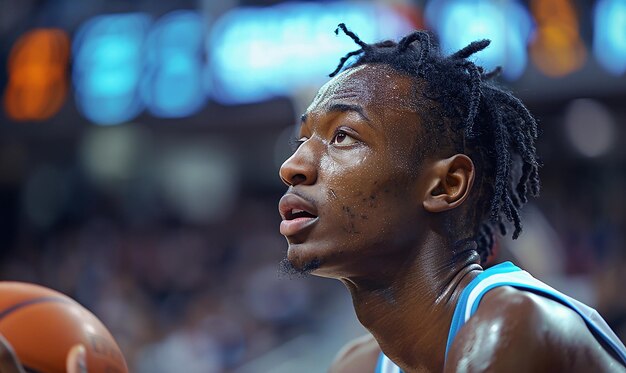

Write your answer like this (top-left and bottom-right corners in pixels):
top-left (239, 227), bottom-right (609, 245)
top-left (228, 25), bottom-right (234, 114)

top-left (445, 286), bottom-right (625, 373)
top-left (329, 333), bottom-right (381, 373)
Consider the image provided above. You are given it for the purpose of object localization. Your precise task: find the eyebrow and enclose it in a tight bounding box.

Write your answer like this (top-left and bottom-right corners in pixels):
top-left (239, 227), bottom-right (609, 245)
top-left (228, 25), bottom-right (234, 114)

top-left (300, 103), bottom-right (371, 125)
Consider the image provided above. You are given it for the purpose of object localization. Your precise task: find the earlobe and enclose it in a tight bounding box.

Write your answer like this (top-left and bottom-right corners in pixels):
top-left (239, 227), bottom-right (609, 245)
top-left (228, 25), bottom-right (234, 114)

top-left (423, 154), bottom-right (475, 213)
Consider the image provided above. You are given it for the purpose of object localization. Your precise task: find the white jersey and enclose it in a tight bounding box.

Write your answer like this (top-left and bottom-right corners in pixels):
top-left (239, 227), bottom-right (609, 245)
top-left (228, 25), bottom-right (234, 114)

top-left (376, 261), bottom-right (626, 373)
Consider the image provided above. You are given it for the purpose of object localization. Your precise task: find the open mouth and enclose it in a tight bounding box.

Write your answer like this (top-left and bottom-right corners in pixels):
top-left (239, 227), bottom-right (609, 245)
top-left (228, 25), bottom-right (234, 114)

top-left (279, 193), bottom-right (319, 236)
top-left (286, 208), bottom-right (317, 220)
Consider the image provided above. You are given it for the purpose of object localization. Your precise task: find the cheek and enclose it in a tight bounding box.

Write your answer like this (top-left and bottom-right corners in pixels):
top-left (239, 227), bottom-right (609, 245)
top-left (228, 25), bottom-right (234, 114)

top-left (331, 172), bottom-right (415, 238)
top-left (320, 147), bottom-right (371, 174)
top-left (319, 149), bottom-right (418, 238)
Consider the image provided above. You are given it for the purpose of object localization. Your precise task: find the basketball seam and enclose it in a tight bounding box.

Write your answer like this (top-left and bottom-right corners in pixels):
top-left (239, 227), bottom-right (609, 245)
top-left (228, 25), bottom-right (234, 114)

top-left (0, 297), bottom-right (74, 322)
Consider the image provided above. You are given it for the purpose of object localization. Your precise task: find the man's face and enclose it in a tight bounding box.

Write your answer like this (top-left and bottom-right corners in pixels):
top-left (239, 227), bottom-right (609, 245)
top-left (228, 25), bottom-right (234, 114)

top-left (279, 64), bottom-right (432, 278)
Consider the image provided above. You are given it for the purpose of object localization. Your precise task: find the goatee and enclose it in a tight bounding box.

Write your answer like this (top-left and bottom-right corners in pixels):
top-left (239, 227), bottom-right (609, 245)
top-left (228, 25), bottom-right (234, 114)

top-left (278, 257), bottom-right (321, 278)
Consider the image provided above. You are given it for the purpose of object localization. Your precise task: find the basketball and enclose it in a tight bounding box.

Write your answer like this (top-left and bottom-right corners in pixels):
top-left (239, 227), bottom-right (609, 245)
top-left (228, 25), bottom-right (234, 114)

top-left (0, 282), bottom-right (128, 373)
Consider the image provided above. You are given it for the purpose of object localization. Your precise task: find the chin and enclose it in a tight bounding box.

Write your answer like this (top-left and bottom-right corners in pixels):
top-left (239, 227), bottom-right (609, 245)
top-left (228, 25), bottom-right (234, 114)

top-left (286, 242), bottom-right (351, 279)
top-left (287, 240), bottom-right (354, 278)
top-left (287, 243), bottom-right (319, 269)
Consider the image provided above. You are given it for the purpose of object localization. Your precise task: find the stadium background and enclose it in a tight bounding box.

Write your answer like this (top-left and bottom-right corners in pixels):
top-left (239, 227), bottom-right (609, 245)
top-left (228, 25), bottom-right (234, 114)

top-left (0, 0), bottom-right (625, 371)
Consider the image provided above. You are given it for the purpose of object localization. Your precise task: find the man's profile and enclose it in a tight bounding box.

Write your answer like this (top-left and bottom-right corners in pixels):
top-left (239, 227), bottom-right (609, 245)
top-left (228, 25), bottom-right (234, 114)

top-left (278, 25), bottom-right (626, 372)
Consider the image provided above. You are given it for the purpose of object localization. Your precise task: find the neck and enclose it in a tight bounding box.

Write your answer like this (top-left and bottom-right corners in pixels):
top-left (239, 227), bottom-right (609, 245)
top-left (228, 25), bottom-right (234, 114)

top-left (340, 232), bottom-right (482, 373)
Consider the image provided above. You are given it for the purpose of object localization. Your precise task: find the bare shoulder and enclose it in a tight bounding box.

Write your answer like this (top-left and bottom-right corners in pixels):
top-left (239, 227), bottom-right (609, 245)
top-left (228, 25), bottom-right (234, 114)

top-left (329, 333), bottom-right (381, 373)
top-left (445, 286), bottom-right (625, 373)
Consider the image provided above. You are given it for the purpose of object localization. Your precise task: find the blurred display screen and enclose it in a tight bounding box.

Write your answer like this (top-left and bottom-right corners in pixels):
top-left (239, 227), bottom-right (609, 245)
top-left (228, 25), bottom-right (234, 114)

top-left (4, 29), bottom-right (70, 121)
top-left (73, 13), bottom-right (151, 125)
top-left (207, 2), bottom-right (414, 104)
top-left (529, 0), bottom-right (587, 77)
top-left (141, 10), bottom-right (206, 118)
top-left (2, 0), bottom-right (626, 125)
top-left (594, 0), bottom-right (626, 75)
top-left (425, 0), bottom-right (532, 80)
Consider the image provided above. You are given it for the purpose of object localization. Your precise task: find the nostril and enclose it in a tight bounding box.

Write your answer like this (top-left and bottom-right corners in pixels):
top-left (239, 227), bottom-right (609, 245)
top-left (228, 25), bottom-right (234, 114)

top-left (291, 174), bottom-right (307, 186)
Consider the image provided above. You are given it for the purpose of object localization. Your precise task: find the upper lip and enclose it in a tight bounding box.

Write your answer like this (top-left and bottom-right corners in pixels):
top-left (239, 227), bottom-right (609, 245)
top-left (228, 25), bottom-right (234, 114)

top-left (279, 193), bottom-right (318, 220)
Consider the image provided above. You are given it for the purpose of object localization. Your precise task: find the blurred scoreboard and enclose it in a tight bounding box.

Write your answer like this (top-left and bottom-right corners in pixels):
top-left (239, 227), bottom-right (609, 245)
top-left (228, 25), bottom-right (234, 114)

top-left (3, 0), bottom-right (626, 125)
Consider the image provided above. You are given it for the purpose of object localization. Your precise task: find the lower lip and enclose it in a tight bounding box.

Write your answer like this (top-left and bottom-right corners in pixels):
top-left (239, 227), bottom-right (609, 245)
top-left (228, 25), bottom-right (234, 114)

top-left (280, 217), bottom-right (318, 236)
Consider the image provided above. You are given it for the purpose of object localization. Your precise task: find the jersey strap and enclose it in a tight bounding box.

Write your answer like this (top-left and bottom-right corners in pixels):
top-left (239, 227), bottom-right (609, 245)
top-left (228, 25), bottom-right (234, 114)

top-left (375, 350), bottom-right (401, 373)
top-left (445, 261), bottom-right (522, 357)
top-left (445, 261), bottom-right (626, 366)
top-left (378, 261), bottom-right (626, 371)
top-left (376, 262), bottom-right (522, 373)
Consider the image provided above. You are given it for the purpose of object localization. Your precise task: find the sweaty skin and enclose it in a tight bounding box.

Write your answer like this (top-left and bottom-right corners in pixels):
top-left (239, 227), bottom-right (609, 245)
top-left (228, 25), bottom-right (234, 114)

top-left (280, 64), bottom-right (625, 372)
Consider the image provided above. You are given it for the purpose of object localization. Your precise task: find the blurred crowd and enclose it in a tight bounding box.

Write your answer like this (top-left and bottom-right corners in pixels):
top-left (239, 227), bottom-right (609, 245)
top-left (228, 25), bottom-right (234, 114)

top-left (0, 165), bottom-right (337, 372)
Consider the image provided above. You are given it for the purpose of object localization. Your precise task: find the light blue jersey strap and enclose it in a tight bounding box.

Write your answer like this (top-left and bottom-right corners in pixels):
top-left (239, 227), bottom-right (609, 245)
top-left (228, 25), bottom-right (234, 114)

top-left (446, 268), bottom-right (626, 366)
top-left (375, 352), bottom-right (384, 373)
top-left (375, 349), bottom-right (401, 373)
top-left (445, 261), bottom-right (522, 357)
top-left (375, 263), bottom-right (521, 373)
top-left (445, 261), bottom-right (626, 365)
top-left (377, 261), bottom-right (626, 370)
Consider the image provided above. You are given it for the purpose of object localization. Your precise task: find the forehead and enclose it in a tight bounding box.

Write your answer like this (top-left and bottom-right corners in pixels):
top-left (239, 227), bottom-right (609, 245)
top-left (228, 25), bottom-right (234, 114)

top-left (306, 64), bottom-right (419, 115)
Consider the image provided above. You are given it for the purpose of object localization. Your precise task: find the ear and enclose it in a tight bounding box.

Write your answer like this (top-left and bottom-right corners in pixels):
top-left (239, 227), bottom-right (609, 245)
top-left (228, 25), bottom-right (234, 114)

top-left (423, 154), bottom-right (475, 213)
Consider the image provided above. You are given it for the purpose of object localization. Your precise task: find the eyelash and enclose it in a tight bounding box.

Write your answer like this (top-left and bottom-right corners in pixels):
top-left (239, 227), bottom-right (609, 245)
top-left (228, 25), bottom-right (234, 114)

top-left (331, 128), bottom-right (358, 146)
top-left (288, 128), bottom-right (358, 151)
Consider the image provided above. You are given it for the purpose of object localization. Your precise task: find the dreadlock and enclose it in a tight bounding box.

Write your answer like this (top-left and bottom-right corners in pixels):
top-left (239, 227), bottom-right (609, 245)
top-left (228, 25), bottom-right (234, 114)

top-left (330, 24), bottom-right (540, 263)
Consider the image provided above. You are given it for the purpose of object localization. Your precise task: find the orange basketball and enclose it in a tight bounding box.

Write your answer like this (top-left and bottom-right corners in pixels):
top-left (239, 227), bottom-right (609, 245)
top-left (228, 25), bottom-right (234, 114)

top-left (0, 282), bottom-right (128, 373)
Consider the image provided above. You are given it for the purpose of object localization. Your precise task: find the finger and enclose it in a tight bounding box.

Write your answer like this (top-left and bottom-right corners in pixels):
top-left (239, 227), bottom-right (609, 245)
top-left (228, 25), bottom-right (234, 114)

top-left (0, 335), bottom-right (25, 373)
top-left (66, 344), bottom-right (87, 373)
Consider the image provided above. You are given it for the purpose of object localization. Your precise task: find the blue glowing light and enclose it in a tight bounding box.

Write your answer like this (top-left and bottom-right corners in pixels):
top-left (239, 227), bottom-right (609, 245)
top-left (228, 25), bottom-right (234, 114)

top-left (425, 0), bottom-right (532, 80)
top-left (141, 10), bottom-right (206, 118)
top-left (208, 3), bottom-right (413, 104)
top-left (73, 13), bottom-right (151, 125)
top-left (594, 0), bottom-right (626, 75)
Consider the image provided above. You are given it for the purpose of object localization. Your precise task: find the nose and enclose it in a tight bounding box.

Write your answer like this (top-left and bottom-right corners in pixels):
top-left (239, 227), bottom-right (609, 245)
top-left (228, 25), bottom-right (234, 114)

top-left (279, 142), bottom-right (318, 187)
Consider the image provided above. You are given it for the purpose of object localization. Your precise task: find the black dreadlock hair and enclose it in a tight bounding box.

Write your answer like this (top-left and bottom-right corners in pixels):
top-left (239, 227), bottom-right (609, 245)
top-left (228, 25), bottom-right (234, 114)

top-left (330, 24), bottom-right (540, 263)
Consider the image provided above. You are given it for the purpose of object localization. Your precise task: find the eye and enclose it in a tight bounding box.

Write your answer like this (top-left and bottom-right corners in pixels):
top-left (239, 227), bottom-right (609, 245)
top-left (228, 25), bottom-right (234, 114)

top-left (331, 130), bottom-right (358, 147)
